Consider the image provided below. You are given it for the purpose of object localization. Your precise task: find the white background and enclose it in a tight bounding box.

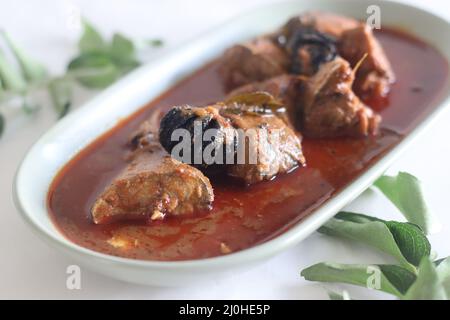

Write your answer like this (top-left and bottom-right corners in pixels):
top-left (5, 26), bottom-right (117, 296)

top-left (0, 0), bottom-right (449, 299)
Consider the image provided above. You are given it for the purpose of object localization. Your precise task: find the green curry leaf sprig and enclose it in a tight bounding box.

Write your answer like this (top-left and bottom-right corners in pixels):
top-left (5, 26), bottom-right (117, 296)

top-left (0, 21), bottom-right (163, 138)
top-left (301, 172), bottom-right (449, 300)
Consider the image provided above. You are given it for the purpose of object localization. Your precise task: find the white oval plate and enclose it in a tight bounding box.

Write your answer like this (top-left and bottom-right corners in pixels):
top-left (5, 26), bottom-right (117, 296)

top-left (13, 0), bottom-right (450, 286)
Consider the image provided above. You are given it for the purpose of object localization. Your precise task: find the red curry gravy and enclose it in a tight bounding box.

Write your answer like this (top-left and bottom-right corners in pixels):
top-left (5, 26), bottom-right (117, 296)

top-left (48, 28), bottom-right (448, 261)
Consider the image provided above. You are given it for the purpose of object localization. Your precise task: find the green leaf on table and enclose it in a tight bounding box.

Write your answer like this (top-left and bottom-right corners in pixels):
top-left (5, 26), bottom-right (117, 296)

top-left (79, 20), bottom-right (106, 53)
top-left (384, 221), bottom-right (431, 266)
top-left (67, 52), bottom-right (120, 88)
top-left (374, 172), bottom-right (432, 234)
top-left (69, 20), bottom-right (145, 89)
top-left (110, 33), bottom-right (140, 72)
top-left (48, 78), bottom-right (72, 118)
top-left (327, 289), bottom-right (352, 300)
top-left (404, 257), bottom-right (447, 300)
top-left (0, 112), bottom-right (5, 138)
top-left (1, 31), bottom-right (47, 83)
top-left (435, 256), bottom-right (450, 275)
top-left (301, 262), bottom-right (416, 297)
top-left (435, 257), bottom-right (449, 267)
top-left (110, 33), bottom-right (134, 61)
top-left (378, 265), bottom-right (417, 295)
top-left (435, 256), bottom-right (450, 297)
top-left (117, 58), bottom-right (140, 74)
top-left (319, 212), bottom-right (430, 271)
top-left (0, 47), bottom-right (26, 92)
top-left (442, 277), bottom-right (450, 299)
top-left (147, 39), bottom-right (164, 47)
top-left (328, 211), bottom-right (383, 223)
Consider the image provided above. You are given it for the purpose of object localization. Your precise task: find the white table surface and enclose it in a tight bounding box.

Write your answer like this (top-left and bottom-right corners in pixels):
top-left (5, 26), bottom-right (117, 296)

top-left (1, 0), bottom-right (449, 299)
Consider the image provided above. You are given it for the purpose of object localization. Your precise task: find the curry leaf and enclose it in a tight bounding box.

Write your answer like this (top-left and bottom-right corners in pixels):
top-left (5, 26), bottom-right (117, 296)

top-left (109, 33), bottom-right (140, 73)
top-left (327, 289), bottom-right (352, 300)
top-left (79, 20), bottom-right (106, 53)
top-left (384, 221), bottom-right (431, 266)
top-left (0, 47), bottom-right (26, 92)
top-left (442, 277), bottom-right (450, 298)
top-left (404, 257), bottom-right (447, 300)
top-left (319, 212), bottom-right (430, 271)
top-left (69, 21), bottom-right (149, 89)
top-left (435, 257), bottom-right (449, 267)
top-left (110, 33), bottom-right (135, 63)
top-left (374, 172), bottom-right (433, 234)
top-left (319, 218), bottom-right (412, 271)
top-left (435, 256), bottom-right (450, 277)
top-left (301, 262), bottom-right (416, 297)
top-left (67, 52), bottom-right (120, 88)
top-left (1, 31), bottom-right (47, 83)
top-left (117, 58), bottom-right (140, 74)
top-left (147, 39), bottom-right (164, 47)
top-left (435, 256), bottom-right (450, 298)
top-left (378, 265), bottom-right (417, 295)
top-left (0, 20), bottom-right (161, 137)
top-left (331, 211), bottom-right (382, 223)
top-left (48, 78), bottom-right (72, 119)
